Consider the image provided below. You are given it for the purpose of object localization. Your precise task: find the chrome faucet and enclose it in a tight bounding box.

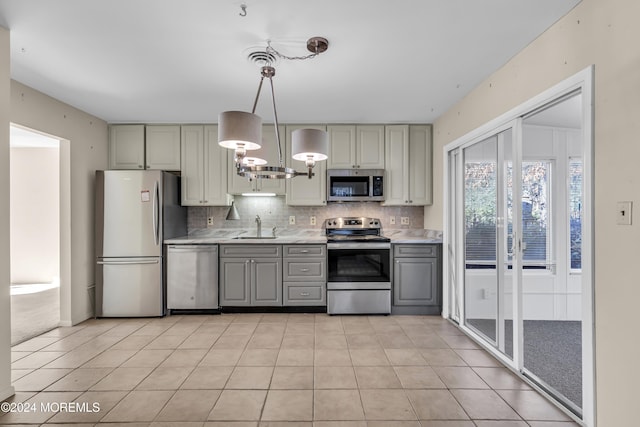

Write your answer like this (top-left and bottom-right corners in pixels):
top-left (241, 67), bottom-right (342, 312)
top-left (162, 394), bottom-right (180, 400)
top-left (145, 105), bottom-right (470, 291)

top-left (255, 215), bottom-right (262, 237)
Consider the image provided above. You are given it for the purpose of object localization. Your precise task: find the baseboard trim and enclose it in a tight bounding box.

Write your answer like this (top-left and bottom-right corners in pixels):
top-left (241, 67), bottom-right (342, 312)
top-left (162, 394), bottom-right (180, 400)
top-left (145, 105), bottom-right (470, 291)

top-left (58, 320), bottom-right (73, 327)
top-left (0, 385), bottom-right (16, 402)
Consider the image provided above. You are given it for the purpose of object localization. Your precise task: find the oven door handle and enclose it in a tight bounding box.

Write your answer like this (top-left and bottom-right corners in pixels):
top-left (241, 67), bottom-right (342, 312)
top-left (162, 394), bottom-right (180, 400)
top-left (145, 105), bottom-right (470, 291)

top-left (327, 242), bottom-right (391, 250)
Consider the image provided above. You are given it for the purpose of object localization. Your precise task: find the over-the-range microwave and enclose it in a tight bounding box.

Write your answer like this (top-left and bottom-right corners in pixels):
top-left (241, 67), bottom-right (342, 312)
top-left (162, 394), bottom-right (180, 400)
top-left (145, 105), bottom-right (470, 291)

top-left (326, 169), bottom-right (384, 202)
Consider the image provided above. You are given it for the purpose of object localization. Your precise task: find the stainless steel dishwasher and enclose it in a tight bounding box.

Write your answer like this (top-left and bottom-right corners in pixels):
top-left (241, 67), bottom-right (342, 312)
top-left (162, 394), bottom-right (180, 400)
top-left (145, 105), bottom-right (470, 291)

top-left (167, 244), bottom-right (219, 311)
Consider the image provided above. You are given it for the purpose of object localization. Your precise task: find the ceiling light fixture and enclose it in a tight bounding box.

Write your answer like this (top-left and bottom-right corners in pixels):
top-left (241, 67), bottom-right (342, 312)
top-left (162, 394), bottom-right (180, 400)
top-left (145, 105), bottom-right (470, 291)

top-left (241, 192), bottom-right (276, 197)
top-left (218, 37), bottom-right (329, 180)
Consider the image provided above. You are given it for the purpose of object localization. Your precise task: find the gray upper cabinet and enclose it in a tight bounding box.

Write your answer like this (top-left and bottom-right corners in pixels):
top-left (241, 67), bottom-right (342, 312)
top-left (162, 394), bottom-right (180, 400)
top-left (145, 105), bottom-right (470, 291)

top-left (145, 125), bottom-right (181, 170)
top-left (109, 124), bottom-right (145, 170)
top-left (181, 125), bottom-right (232, 206)
top-left (285, 124), bottom-right (327, 206)
top-left (383, 124), bottom-right (432, 206)
top-left (327, 125), bottom-right (385, 169)
top-left (109, 124), bottom-right (181, 171)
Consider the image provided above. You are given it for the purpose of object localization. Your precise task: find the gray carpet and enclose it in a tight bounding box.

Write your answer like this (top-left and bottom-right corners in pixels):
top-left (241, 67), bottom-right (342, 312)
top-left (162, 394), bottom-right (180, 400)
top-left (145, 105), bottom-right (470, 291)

top-left (11, 286), bottom-right (60, 345)
top-left (467, 318), bottom-right (582, 409)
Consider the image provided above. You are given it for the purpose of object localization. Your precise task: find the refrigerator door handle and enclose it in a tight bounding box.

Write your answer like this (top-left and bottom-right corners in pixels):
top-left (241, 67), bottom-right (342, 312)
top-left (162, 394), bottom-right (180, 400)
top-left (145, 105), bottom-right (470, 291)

top-left (97, 259), bottom-right (160, 265)
top-left (153, 180), bottom-right (160, 246)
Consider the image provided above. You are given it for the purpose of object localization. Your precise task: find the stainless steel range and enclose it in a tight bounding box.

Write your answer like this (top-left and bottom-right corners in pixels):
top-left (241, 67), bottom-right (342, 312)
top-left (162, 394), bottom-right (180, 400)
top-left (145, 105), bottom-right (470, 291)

top-left (325, 217), bottom-right (391, 314)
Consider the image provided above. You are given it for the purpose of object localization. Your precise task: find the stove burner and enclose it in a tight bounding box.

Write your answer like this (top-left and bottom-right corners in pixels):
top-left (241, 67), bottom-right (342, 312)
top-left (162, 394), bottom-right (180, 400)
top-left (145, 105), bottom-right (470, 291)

top-left (326, 234), bottom-right (390, 243)
top-left (324, 217), bottom-right (389, 243)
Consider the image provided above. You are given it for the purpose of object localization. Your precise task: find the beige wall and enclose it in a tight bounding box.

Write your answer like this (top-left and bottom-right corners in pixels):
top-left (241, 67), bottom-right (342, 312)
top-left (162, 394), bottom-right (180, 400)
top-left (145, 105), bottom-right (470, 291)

top-left (0, 26), bottom-right (15, 401)
top-left (10, 81), bottom-right (108, 325)
top-left (429, 0), bottom-right (640, 424)
top-left (10, 147), bottom-right (60, 284)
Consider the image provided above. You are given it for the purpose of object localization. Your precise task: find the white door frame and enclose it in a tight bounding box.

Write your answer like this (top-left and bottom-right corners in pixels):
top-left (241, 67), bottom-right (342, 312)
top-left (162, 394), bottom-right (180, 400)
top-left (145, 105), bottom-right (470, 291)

top-left (9, 123), bottom-right (72, 328)
top-left (442, 66), bottom-right (595, 426)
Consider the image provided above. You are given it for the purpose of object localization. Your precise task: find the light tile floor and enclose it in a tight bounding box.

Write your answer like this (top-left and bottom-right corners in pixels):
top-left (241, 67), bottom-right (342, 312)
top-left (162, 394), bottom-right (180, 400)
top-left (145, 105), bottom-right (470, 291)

top-left (1, 313), bottom-right (580, 426)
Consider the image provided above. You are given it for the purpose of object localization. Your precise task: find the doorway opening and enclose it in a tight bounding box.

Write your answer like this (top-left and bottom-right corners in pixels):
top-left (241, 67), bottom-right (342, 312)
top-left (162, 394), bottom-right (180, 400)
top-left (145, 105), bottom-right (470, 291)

top-left (9, 124), bottom-right (69, 345)
top-left (444, 67), bottom-right (594, 426)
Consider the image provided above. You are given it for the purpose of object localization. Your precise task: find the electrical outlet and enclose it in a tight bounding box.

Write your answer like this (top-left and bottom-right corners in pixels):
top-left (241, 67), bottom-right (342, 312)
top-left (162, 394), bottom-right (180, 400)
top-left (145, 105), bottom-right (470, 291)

top-left (289, 216), bottom-right (296, 225)
top-left (390, 216), bottom-right (396, 225)
top-left (401, 217), bottom-right (410, 225)
top-left (310, 216), bottom-right (316, 226)
top-left (617, 201), bottom-right (633, 225)
top-left (207, 217), bottom-right (213, 226)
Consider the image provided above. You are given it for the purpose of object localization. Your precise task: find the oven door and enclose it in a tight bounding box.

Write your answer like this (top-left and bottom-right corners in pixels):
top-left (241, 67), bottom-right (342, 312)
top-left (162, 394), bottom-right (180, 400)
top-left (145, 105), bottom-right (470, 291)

top-left (327, 243), bottom-right (391, 285)
top-left (326, 242), bottom-right (391, 314)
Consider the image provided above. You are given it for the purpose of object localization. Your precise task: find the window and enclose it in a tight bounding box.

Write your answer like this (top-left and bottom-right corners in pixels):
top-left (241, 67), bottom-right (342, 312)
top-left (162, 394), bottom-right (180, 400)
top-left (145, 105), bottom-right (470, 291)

top-left (465, 159), bottom-right (552, 270)
top-left (519, 161), bottom-right (551, 268)
top-left (569, 158), bottom-right (583, 270)
top-left (464, 161), bottom-right (497, 268)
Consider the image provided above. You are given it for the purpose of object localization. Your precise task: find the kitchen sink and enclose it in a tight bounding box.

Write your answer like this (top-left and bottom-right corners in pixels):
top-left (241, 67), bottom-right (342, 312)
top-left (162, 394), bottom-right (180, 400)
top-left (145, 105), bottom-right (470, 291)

top-left (232, 236), bottom-right (277, 239)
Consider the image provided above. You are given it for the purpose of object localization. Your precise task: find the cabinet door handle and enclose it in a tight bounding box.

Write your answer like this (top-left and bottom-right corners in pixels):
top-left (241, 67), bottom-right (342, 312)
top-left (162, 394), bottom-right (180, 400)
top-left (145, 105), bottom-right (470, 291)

top-left (300, 292), bottom-right (310, 296)
top-left (138, 165), bottom-right (143, 168)
top-left (300, 268), bottom-right (309, 272)
top-left (300, 250), bottom-right (309, 253)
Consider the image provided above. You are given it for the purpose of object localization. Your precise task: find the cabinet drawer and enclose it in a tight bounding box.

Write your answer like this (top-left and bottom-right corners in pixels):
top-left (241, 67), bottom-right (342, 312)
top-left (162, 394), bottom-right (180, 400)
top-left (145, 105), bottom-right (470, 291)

top-left (394, 244), bottom-right (438, 257)
top-left (284, 245), bottom-right (326, 257)
top-left (220, 245), bottom-right (281, 258)
top-left (284, 282), bottom-right (326, 306)
top-left (283, 258), bottom-right (326, 281)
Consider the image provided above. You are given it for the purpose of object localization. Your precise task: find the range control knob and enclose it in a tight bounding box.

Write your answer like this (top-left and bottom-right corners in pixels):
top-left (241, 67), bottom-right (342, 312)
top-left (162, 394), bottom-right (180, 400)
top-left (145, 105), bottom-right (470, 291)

top-left (374, 221), bottom-right (379, 226)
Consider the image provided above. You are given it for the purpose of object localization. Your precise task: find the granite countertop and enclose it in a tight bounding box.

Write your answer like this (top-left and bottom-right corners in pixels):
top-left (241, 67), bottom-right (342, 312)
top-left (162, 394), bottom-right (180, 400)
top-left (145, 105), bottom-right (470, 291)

top-left (384, 229), bottom-right (443, 244)
top-left (164, 228), bottom-right (327, 244)
top-left (164, 228), bottom-right (443, 245)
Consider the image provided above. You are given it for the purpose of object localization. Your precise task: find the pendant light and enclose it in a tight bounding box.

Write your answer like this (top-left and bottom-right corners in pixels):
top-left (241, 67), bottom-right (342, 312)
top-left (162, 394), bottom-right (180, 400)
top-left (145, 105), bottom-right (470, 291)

top-left (225, 200), bottom-right (240, 220)
top-left (218, 37), bottom-right (329, 180)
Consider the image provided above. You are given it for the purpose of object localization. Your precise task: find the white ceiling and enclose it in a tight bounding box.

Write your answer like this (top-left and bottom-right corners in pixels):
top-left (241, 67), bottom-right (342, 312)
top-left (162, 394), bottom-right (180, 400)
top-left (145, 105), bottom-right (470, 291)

top-left (0, 0), bottom-right (580, 125)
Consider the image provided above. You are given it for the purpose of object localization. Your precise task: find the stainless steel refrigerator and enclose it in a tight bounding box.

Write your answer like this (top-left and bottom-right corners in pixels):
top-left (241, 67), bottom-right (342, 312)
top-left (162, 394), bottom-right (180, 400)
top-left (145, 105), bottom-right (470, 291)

top-left (95, 170), bottom-right (187, 317)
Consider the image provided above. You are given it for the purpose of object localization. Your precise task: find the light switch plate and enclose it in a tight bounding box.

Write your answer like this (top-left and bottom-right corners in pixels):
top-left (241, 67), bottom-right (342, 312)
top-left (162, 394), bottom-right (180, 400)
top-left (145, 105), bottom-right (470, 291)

top-left (617, 201), bottom-right (632, 225)
top-left (390, 216), bottom-right (396, 225)
top-left (401, 217), bottom-right (410, 225)
top-left (289, 216), bottom-right (296, 225)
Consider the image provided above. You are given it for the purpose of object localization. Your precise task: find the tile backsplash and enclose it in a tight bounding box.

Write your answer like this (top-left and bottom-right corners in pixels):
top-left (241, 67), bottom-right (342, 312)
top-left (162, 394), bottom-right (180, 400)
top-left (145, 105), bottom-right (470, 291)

top-left (188, 196), bottom-right (425, 232)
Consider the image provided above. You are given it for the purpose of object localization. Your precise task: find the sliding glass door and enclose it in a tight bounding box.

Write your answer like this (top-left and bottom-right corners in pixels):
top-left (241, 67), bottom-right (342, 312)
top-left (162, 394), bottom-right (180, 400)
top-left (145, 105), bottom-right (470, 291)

top-left (462, 127), bottom-right (515, 359)
top-left (520, 92), bottom-right (584, 413)
top-left (444, 69), bottom-right (593, 425)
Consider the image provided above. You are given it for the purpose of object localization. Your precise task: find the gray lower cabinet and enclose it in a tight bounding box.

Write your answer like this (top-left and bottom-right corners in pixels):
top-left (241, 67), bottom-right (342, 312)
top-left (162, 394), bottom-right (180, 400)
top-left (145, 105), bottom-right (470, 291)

top-left (283, 245), bottom-right (326, 306)
top-left (219, 245), bottom-right (282, 306)
top-left (392, 244), bottom-right (441, 314)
